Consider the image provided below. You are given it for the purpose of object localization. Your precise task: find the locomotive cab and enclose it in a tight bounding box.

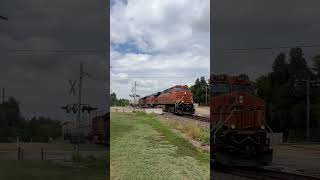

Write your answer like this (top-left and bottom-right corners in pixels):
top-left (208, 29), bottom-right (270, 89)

top-left (210, 74), bottom-right (273, 167)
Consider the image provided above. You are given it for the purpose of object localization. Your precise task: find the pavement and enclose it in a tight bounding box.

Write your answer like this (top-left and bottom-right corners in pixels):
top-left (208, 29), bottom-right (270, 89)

top-left (195, 106), bottom-right (210, 118)
top-left (267, 143), bottom-right (320, 177)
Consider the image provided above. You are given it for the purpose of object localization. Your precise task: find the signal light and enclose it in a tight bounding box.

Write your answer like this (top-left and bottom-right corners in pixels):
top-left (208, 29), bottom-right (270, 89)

top-left (82, 105), bottom-right (98, 113)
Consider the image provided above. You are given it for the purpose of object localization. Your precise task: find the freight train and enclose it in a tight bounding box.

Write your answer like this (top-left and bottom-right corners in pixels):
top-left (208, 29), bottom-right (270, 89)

top-left (62, 113), bottom-right (109, 145)
top-left (210, 74), bottom-right (273, 167)
top-left (138, 85), bottom-right (195, 115)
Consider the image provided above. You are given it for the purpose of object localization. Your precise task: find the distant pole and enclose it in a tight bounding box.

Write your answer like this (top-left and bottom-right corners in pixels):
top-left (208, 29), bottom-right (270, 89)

top-left (205, 87), bottom-right (208, 105)
top-left (132, 81), bottom-right (137, 109)
top-left (77, 62), bottom-right (84, 129)
top-left (74, 62), bottom-right (84, 157)
top-left (306, 76), bottom-right (310, 141)
top-left (134, 81), bottom-right (137, 105)
top-left (2, 88), bottom-right (4, 104)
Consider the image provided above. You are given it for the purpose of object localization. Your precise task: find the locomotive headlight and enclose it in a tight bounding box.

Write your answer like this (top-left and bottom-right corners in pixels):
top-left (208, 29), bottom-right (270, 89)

top-left (239, 95), bottom-right (244, 104)
top-left (231, 124), bottom-right (236, 129)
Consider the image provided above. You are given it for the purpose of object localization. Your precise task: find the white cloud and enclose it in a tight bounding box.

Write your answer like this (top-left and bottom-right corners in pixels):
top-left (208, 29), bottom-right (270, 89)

top-left (111, 0), bottom-right (210, 98)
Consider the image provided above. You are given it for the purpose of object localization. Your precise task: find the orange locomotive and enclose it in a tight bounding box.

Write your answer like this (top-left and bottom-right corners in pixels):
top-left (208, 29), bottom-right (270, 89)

top-left (210, 74), bottom-right (273, 167)
top-left (139, 85), bottom-right (195, 115)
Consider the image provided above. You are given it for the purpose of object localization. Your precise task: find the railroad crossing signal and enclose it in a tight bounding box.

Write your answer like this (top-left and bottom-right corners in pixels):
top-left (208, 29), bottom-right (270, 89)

top-left (0, 15), bottom-right (8, 20)
top-left (81, 106), bottom-right (98, 113)
top-left (69, 80), bottom-right (77, 96)
top-left (61, 104), bottom-right (98, 114)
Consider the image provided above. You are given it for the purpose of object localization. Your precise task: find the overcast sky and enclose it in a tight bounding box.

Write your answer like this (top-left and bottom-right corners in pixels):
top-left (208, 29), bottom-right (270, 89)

top-left (0, 0), bottom-right (108, 120)
top-left (212, 0), bottom-right (320, 79)
top-left (2, 0), bottom-right (320, 119)
top-left (110, 0), bottom-right (210, 99)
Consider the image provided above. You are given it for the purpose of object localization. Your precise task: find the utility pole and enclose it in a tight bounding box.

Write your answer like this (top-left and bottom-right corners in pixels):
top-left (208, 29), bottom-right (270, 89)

top-left (203, 85), bottom-right (209, 106)
top-left (2, 88), bottom-right (5, 104)
top-left (77, 62), bottom-right (84, 130)
top-left (134, 81), bottom-right (137, 105)
top-left (297, 76), bottom-right (320, 141)
top-left (306, 76), bottom-right (310, 142)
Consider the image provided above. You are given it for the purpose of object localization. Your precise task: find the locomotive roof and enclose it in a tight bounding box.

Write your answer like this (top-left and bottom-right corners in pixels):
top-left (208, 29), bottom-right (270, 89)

top-left (140, 85), bottom-right (189, 99)
top-left (210, 74), bottom-right (253, 85)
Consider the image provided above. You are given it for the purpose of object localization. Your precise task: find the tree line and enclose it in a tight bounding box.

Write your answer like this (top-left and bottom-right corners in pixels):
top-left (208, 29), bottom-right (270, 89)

top-left (0, 97), bottom-right (61, 142)
top-left (110, 92), bottom-right (130, 106)
top-left (190, 76), bottom-right (210, 106)
top-left (255, 48), bottom-right (320, 134)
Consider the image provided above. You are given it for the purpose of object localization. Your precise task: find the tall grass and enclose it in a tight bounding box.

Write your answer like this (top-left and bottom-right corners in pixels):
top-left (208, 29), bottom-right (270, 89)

top-left (165, 120), bottom-right (210, 145)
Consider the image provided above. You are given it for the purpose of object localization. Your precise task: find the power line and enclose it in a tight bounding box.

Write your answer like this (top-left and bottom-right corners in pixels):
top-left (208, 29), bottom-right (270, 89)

top-left (117, 76), bottom-right (208, 79)
top-left (215, 43), bottom-right (320, 53)
top-left (8, 49), bottom-right (106, 54)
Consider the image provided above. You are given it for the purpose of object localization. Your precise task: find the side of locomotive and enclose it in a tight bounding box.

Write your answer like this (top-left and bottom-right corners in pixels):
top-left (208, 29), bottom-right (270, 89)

top-left (210, 74), bottom-right (273, 167)
top-left (138, 85), bottom-right (195, 115)
top-left (158, 85), bottom-right (195, 114)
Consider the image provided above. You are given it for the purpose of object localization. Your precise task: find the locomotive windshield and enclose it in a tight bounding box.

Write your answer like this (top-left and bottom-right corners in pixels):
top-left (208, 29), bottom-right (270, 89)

top-left (211, 83), bottom-right (253, 95)
top-left (172, 87), bottom-right (190, 92)
top-left (211, 84), bottom-right (231, 94)
top-left (232, 84), bottom-right (253, 93)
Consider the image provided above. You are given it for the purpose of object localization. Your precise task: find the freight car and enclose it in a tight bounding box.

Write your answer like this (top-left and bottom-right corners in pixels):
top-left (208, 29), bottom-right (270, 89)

top-left (91, 113), bottom-right (109, 145)
top-left (138, 85), bottom-right (195, 115)
top-left (62, 113), bottom-right (109, 145)
top-left (210, 74), bottom-right (273, 167)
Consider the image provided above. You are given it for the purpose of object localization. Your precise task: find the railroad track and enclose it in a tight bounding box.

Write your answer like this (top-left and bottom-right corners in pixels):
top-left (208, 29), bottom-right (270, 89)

top-left (213, 166), bottom-right (320, 180)
top-left (162, 112), bottom-right (210, 122)
top-left (179, 114), bottom-right (210, 122)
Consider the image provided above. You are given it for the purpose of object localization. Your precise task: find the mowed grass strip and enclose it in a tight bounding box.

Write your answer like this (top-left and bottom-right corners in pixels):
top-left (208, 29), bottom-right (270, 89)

top-left (110, 112), bottom-right (210, 180)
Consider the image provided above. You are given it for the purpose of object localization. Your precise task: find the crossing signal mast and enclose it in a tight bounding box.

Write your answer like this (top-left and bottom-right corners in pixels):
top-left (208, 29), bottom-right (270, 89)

top-left (129, 81), bottom-right (140, 107)
top-left (61, 62), bottom-right (98, 133)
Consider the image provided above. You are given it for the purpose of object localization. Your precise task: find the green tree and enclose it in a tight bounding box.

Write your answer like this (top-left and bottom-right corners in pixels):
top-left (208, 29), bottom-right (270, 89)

top-left (0, 96), bottom-right (62, 142)
top-left (190, 76), bottom-right (209, 105)
top-left (272, 53), bottom-right (289, 84)
top-left (110, 92), bottom-right (129, 106)
top-left (288, 48), bottom-right (309, 79)
top-left (256, 48), bottom-right (316, 133)
top-left (312, 54), bottom-right (320, 76)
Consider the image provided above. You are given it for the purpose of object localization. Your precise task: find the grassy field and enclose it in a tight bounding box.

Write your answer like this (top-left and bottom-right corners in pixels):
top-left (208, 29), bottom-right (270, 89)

top-left (0, 158), bottom-right (108, 180)
top-left (0, 143), bottom-right (108, 179)
top-left (110, 112), bottom-right (210, 180)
